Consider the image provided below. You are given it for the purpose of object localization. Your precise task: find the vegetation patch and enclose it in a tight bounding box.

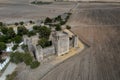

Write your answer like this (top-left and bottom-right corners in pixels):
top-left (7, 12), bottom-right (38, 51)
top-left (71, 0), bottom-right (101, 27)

top-left (30, 61), bottom-right (40, 69)
top-left (10, 52), bottom-right (40, 69)
top-left (31, 1), bottom-right (52, 5)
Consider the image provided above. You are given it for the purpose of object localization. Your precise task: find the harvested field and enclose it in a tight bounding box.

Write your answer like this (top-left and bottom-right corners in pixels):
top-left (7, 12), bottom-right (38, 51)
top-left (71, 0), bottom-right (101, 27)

top-left (41, 3), bottom-right (120, 80)
top-left (0, 0), bottom-right (76, 23)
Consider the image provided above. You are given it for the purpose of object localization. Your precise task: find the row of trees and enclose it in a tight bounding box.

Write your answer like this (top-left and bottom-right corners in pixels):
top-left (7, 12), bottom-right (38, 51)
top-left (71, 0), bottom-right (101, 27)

top-left (10, 52), bottom-right (40, 69)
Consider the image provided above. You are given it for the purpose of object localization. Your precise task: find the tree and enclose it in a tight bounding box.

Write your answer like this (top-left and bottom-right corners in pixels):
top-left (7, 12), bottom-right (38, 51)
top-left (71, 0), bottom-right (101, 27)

top-left (0, 27), bottom-right (8, 34)
top-left (10, 52), bottom-right (24, 64)
top-left (55, 24), bottom-right (62, 31)
top-left (27, 31), bottom-right (36, 37)
top-left (0, 42), bottom-right (6, 50)
top-left (0, 22), bottom-right (3, 27)
top-left (29, 20), bottom-right (34, 24)
top-left (44, 17), bottom-right (52, 24)
top-left (38, 38), bottom-right (51, 48)
top-left (19, 21), bottom-right (24, 25)
top-left (13, 35), bottom-right (22, 43)
top-left (7, 27), bottom-right (16, 38)
top-left (17, 26), bottom-right (28, 36)
top-left (15, 22), bottom-right (19, 26)
top-left (23, 53), bottom-right (33, 65)
top-left (39, 26), bottom-right (51, 39)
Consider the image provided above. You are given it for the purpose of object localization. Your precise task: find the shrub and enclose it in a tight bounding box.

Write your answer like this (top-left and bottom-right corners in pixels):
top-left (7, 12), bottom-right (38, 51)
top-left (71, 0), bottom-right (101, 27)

top-left (30, 61), bottom-right (40, 69)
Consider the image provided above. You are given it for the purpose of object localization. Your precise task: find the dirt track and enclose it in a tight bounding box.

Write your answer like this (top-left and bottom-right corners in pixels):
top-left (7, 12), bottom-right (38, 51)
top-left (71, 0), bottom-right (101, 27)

top-left (41, 3), bottom-right (120, 80)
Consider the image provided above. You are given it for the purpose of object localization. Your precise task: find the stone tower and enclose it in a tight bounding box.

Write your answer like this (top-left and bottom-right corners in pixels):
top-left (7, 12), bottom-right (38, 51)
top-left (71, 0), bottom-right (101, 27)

top-left (52, 31), bottom-right (69, 56)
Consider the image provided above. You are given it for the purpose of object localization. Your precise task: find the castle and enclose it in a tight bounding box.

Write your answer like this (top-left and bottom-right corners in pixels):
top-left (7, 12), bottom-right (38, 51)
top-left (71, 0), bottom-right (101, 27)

top-left (23, 30), bottom-right (78, 62)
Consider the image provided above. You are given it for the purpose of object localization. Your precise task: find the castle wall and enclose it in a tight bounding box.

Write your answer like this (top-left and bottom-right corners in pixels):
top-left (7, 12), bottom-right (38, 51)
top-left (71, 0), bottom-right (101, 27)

top-left (43, 46), bottom-right (55, 57)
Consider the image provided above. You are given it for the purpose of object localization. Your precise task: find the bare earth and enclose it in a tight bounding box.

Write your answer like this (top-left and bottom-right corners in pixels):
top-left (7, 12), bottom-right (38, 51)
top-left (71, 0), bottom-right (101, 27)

top-left (0, 0), bottom-right (76, 23)
top-left (41, 3), bottom-right (120, 80)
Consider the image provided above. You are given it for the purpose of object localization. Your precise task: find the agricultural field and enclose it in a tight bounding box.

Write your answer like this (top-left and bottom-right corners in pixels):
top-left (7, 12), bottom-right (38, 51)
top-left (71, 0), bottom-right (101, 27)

top-left (0, 0), bottom-right (76, 23)
top-left (41, 3), bottom-right (120, 80)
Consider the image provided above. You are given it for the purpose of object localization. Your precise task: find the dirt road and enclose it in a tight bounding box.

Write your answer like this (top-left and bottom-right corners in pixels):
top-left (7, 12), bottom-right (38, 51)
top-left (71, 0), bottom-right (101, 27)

top-left (41, 3), bottom-right (120, 80)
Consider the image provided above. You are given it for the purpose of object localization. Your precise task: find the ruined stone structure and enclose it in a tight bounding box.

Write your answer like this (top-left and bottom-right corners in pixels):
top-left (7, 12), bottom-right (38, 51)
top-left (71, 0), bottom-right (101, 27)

top-left (52, 31), bottom-right (70, 56)
top-left (23, 30), bottom-right (78, 62)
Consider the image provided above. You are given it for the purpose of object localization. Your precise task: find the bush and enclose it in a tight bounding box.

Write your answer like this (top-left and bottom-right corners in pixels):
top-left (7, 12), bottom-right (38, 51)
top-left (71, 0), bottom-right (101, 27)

top-left (30, 61), bottom-right (40, 69)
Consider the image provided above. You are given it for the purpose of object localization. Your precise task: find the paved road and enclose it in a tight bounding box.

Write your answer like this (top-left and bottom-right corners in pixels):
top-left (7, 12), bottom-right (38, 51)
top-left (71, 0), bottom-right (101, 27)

top-left (41, 3), bottom-right (120, 80)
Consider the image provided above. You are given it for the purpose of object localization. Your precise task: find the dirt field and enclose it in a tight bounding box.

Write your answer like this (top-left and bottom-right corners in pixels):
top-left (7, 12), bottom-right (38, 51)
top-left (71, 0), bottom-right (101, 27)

top-left (41, 3), bottom-right (120, 80)
top-left (0, 0), bottom-right (76, 23)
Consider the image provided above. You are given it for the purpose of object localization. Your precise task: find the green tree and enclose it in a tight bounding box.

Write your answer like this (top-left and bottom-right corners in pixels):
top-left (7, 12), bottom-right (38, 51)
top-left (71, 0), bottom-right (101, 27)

top-left (19, 21), bottom-right (24, 25)
top-left (13, 36), bottom-right (22, 43)
top-left (29, 20), bottom-right (34, 24)
top-left (7, 27), bottom-right (16, 38)
top-left (15, 22), bottom-right (19, 26)
top-left (38, 38), bottom-right (51, 48)
top-left (27, 31), bottom-right (36, 37)
top-left (39, 26), bottom-right (51, 39)
top-left (0, 42), bottom-right (6, 50)
top-left (44, 17), bottom-right (52, 24)
top-left (17, 26), bottom-right (28, 36)
top-left (55, 24), bottom-right (62, 31)
top-left (23, 53), bottom-right (33, 65)
top-left (0, 27), bottom-right (8, 34)
top-left (10, 52), bottom-right (24, 64)
top-left (0, 22), bottom-right (3, 27)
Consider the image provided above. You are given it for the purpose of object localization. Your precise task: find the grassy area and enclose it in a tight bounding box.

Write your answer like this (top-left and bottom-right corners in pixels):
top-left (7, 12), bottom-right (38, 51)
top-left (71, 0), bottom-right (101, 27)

top-left (31, 1), bottom-right (52, 5)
